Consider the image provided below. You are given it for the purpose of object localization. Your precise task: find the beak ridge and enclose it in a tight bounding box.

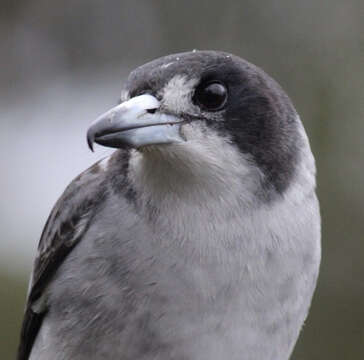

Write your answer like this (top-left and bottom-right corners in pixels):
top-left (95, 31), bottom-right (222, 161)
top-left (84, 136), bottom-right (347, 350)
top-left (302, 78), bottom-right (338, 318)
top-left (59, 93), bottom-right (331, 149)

top-left (87, 94), bottom-right (184, 150)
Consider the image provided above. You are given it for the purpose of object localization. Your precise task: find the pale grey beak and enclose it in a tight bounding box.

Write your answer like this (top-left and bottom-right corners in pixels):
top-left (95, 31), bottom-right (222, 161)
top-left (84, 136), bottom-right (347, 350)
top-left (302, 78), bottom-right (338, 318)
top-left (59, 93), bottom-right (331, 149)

top-left (87, 94), bottom-right (185, 150)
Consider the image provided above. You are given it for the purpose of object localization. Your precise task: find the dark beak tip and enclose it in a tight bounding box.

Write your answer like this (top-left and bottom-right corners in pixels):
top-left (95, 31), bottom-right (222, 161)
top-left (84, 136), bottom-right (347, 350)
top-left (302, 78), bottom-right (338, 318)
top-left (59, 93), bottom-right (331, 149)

top-left (86, 128), bottom-right (95, 152)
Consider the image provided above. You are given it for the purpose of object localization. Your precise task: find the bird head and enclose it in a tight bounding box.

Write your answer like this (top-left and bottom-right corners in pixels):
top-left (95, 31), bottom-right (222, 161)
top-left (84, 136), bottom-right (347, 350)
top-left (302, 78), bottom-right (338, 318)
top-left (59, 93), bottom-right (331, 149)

top-left (87, 51), bottom-right (310, 200)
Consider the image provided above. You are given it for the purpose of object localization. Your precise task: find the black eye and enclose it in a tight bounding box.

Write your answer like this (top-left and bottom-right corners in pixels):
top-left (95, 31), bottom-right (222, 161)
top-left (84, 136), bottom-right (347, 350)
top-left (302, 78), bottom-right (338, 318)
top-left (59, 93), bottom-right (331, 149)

top-left (193, 82), bottom-right (227, 111)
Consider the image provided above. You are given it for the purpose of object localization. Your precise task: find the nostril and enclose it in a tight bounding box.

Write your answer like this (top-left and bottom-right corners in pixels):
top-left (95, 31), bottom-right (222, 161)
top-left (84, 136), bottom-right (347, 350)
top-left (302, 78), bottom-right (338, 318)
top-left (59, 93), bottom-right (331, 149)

top-left (147, 108), bottom-right (157, 114)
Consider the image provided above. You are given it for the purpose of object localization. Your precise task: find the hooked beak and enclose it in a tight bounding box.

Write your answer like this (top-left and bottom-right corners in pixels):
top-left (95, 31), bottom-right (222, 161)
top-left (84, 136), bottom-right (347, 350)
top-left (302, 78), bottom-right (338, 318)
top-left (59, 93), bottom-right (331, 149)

top-left (87, 94), bottom-right (185, 151)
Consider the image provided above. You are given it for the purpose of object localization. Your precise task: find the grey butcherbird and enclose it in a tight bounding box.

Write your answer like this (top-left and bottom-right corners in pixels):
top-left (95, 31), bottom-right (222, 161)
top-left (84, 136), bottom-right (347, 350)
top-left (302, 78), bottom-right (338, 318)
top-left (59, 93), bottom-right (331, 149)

top-left (18, 51), bottom-right (321, 360)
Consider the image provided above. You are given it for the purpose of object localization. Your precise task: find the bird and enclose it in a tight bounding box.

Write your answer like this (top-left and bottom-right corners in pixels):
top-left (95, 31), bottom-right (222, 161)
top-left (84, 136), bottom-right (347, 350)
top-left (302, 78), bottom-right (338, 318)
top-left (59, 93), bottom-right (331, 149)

top-left (18, 50), bottom-right (321, 360)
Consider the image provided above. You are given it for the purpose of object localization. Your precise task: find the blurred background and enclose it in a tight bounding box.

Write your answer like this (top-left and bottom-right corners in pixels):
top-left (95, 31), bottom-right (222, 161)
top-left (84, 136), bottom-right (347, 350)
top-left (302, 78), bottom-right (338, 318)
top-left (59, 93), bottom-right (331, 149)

top-left (1, 1), bottom-right (363, 359)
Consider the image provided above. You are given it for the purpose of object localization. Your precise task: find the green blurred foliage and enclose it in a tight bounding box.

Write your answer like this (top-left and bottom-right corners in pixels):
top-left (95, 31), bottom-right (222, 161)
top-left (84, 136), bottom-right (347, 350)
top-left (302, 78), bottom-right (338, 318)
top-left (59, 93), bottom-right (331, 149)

top-left (0, 273), bottom-right (27, 359)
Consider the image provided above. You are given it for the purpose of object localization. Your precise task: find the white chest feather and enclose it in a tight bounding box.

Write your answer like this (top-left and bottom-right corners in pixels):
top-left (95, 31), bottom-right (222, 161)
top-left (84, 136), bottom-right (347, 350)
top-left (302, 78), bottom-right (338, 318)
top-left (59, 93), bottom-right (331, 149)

top-left (125, 125), bottom-right (320, 360)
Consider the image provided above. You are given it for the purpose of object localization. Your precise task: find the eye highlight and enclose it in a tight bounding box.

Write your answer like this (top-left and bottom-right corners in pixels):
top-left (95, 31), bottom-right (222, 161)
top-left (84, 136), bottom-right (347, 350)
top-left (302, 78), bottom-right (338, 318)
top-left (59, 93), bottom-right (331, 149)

top-left (193, 82), bottom-right (227, 111)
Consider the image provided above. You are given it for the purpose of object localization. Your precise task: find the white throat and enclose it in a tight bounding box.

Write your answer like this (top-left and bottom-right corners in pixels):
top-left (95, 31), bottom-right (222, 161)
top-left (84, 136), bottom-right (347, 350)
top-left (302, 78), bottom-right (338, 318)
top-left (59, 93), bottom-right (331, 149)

top-left (126, 119), bottom-right (317, 256)
top-left (128, 123), bottom-right (264, 210)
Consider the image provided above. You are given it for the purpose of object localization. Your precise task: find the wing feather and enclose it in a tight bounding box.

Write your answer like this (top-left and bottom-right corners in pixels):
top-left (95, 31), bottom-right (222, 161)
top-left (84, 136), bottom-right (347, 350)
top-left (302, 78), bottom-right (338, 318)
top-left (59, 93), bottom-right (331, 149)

top-left (17, 160), bottom-right (108, 360)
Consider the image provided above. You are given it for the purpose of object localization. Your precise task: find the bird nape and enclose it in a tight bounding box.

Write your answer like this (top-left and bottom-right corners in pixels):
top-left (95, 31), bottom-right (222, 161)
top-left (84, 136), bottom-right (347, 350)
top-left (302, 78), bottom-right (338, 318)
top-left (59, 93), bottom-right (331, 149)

top-left (18, 50), bottom-right (321, 360)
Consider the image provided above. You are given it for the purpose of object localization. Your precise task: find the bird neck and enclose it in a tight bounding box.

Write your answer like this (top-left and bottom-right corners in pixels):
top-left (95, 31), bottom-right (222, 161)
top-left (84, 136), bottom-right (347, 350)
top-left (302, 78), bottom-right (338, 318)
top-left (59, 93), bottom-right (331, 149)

top-left (127, 141), bottom-right (263, 211)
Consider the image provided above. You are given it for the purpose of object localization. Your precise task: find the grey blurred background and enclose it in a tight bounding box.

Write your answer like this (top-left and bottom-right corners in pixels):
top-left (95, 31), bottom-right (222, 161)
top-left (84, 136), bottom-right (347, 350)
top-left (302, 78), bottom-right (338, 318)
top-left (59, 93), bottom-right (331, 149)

top-left (0, 1), bottom-right (363, 359)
